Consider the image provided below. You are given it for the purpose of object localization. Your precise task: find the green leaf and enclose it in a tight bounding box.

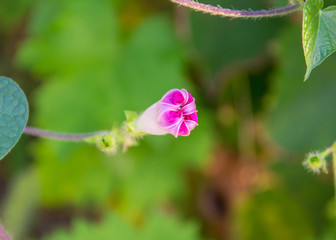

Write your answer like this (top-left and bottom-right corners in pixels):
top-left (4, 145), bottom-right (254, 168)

top-left (0, 76), bottom-right (29, 160)
top-left (303, 0), bottom-right (336, 80)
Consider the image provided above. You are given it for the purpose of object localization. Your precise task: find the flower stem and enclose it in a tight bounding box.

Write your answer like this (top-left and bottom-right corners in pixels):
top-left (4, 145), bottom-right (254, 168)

top-left (23, 126), bottom-right (111, 142)
top-left (0, 225), bottom-right (11, 240)
top-left (170, 0), bottom-right (302, 18)
top-left (322, 146), bottom-right (333, 158)
top-left (332, 142), bottom-right (336, 213)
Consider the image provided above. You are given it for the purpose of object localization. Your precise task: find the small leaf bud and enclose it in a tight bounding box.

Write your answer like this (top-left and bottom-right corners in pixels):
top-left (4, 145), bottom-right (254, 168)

top-left (124, 111), bottom-right (146, 137)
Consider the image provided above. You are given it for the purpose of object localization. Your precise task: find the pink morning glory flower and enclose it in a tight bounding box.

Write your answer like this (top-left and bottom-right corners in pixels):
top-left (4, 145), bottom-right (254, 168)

top-left (136, 89), bottom-right (198, 137)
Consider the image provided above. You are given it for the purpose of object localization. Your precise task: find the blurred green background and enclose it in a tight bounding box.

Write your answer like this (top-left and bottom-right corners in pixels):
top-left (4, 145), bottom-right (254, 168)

top-left (1, 0), bottom-right (336, 239)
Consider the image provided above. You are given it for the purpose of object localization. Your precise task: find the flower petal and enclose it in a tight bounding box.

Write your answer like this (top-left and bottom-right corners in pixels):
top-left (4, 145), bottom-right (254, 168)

top-left (165, 119), bottom-right (183, 138)
top-left (180, 89), bottom-right (190, 105)
top-left (178, 121), bottom-right (190, 136)
top-left (161, 89), bottom-right (185, 106)
top-left (158, 109), bottom-right (183, 128)
top-left (136, 103), bottom-right (169, 135)
top-left (181, 89), bottom-right (194, 105)
top-left (136, 88), bottom-right (198, 138)
top-left (157, 102), bottom-right (179, 114)
top-left (184, 120), bottom-right (198, 132)
top-left (184, 112), bottom-right (198, 123)
top-left (181, 101), bottom-right (197, 115)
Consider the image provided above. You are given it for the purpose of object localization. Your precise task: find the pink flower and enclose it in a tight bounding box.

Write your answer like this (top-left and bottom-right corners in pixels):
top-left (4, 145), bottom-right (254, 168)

top-left (136, 89), bottom-right (198, 137)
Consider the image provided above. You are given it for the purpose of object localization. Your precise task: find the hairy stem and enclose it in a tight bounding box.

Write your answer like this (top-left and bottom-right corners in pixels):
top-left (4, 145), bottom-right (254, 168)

top-left (23, 126), bottom-right (111, 141)
top-left (0, 225), bottom-right (11, 240)
top-left (170, 0), bottom-right (302, 18)
top-left (333, 142), bottom-right (336, 213)
top-left (322, 146), bottom-right (333, 158)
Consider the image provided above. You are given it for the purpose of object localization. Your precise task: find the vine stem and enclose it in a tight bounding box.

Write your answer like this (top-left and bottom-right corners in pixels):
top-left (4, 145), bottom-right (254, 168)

top-left (322, 146), bottom-right (333, 158)
top-left (23, 126), bottom-right (111, 141)
top-left (0, 225), bottom-right (11, 240)
top-left (170, 0), bottom-right (302, 18)
top-left (332, 142), bottom-right (336, 213)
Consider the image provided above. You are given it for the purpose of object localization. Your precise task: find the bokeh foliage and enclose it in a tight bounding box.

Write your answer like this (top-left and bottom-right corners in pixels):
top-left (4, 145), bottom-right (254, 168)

top-left (16, 0), bottom-right (214, 211)
top-left (42, 212), bottom-right (202, 240)
top-left (1, 0), bottom-right (336, 240)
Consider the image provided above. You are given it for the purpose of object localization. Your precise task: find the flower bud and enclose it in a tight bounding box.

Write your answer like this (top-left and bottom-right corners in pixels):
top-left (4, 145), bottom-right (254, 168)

top-left (303, 152), bottom-right (326, 174)
top-left (96, 134), bottom-right (117, 154)
top-left (136, 89), bottom-right (198, 137)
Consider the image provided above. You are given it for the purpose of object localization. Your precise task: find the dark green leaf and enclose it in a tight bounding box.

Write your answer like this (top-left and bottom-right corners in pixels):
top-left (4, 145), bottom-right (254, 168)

top-left (303, 0), bottom-right (336, 80)
top-left (0, 77), bottom-right (28, 160)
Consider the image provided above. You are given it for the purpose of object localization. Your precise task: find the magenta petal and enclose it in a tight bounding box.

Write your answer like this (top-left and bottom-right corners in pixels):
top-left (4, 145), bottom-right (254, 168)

top-left (165, 120), bottom-right (183, 137)
top-left (161, 89), bottom-right (185, 106)
top-left (180, 89), bottom-right (190, 105)
top-left (178, 122), bottom-right (190, 136)
top-left (181, 102), bottom-right (197, 115)
top-left (155, 88), bottom-right (198, 137)
top-left (184, 112), bottom-right (198, 123)
top-left (158, 102), bottom-right (179, 115)
top-left (184, 120), bottom-right (197, 132)
top-left (173, 93), bottom-right (184, 105)
top-left (158, 110), bottom-right (183, 128)
top-left (185, 91), bottom-right (195, 105)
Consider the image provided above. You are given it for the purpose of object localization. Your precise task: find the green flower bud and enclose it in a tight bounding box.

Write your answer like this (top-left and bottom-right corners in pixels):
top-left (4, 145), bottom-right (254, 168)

top-left (303, 152), bottom-right (327, 174)
top-left (308, 155), bottom-right (322, 169)
top-left (96, 134), bottom-right (117, 154)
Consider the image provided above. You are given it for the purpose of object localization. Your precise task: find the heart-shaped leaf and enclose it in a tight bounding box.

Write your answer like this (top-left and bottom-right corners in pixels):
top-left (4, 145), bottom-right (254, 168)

top-left (303, 0), bottom-right (336, 80)
top-left (0, 77), bottom-right (29, 160)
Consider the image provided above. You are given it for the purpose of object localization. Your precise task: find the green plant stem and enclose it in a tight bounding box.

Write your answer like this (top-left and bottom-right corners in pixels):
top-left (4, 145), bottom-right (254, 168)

top-left (23, 126), bottom-right (111, 142)
top-left (322, 146), bottom-right (333, 158)
top-left (333, 142), bottom-right (336, 212)
top-left (0, 225), bottom-right (11, 240)
top-left (170, 0), bottom-right (302, 18)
